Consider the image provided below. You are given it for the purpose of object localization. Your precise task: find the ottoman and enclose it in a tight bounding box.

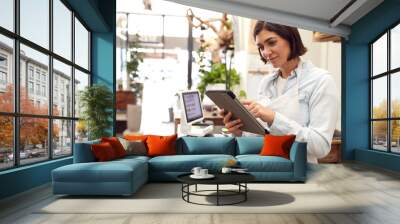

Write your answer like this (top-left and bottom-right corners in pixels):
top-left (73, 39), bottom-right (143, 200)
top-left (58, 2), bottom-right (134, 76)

top-left (52, 158), bottom-right (148, 196)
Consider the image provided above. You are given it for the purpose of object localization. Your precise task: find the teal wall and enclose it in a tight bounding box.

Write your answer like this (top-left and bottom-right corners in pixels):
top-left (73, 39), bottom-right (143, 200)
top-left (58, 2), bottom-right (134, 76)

top-left (0, 0), bottom-right (116, 200)
top-left (0, 158), bottom-right (72, 199)
top-left (344, 0), bottom-right (400, 171)
top-left (91, 0), bottom-right (116, 135)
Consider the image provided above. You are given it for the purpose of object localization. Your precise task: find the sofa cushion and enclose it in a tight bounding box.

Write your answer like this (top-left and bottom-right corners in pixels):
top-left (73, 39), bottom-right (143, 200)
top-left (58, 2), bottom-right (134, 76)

top-left (52, 159), bottom-right (147, 183)
top-left (147, 134), bottom-right (177, 157)
top-left (176, 137), bottom-right (236, 155)
top-left (236, 137), bottom-right (263, 155)
top-left (91, 142), bottom-right (118, 161)
top-left (236, 155), bottom-right (293, 172)
top-left (148, 154), bottom-right (235, 172)
top-left (124, 134), bottom-right (148, 141)
top-left (119, 138), bottom-right (147, 156)
top-left (115, 155), bottom-right (150, 163)
top-left (74, 140), bottom-right (101, 163)
top-left (260, 135), bottom-right (296, 159)
top-left (101, 137), bottom-right (127, 158)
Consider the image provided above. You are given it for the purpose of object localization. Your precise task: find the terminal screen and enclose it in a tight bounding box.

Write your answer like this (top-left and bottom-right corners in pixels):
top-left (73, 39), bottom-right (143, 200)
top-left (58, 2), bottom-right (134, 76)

top-left (182, 91), bottom-right (203, 123)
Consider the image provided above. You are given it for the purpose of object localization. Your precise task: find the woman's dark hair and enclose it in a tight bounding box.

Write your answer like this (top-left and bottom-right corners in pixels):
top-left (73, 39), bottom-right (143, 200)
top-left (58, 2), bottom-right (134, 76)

top-left (253, 21), bottom-right (307, 64)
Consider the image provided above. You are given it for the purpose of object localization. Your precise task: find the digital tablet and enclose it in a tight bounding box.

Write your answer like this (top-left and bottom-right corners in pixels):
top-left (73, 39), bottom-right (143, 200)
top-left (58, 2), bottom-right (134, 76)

top-left (205, 90), bottom-right (268, 135)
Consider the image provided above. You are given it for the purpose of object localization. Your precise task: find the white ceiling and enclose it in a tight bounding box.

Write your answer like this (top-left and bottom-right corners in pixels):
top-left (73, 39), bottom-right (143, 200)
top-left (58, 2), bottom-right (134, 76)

top-left (166, 0), bottom-right (384, 38)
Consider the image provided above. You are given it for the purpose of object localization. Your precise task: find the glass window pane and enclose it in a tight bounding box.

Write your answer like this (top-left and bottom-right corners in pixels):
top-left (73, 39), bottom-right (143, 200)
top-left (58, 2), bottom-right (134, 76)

top-left (53, 119), bottom-right (72, 158)
top-left (53, 59), bottom-right (72, 117)
top-left (20, 44), bottom-right (49, 115)
top-left (391, 120), bottom-right (400, 153)
top-left (75, 120), bottom-right (88, 142)
top-left (391, 24), bottom-right (400, 70)
top-left (372, 121), bottom-right (388, 151)
top-left (74, 69), bottom-right (89, 118)
top-left (0, 34), bottom-right (14, 112)
top-left (20, 117), bottom-right (49, 165)
top-left (0, 116), bottom-right (13, 170)
top-left (53, 0), bottom-right (72, 60)
top-left (0, 0), bottom-right (14, 31)
top-left (75, 18), bottom-right (89, 70)
top-left (20, 0), bottom-right (49, 49)
top-left (391, 72), bottom-right (400, 118)
top-left (372, 33), bottom-right (387, 76)
top-left (372, 76), bottom-right (387, 119)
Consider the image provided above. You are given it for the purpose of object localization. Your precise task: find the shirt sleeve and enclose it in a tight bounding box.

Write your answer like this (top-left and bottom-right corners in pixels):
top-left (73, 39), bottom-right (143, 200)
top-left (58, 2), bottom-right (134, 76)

top-left (268, 74), bottom-right (339, 159)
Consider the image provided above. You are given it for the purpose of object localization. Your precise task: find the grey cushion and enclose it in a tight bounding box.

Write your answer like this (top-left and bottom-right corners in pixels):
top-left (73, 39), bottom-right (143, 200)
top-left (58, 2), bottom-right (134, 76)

top-left (119, 138), bottom-right (147, 156)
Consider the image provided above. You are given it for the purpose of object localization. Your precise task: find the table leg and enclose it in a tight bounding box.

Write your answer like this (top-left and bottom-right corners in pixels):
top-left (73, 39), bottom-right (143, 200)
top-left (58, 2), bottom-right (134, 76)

top-left (181, 184), bottom-right (183, 199)
top-left (195, 184), bottom-right (197, 192)
top-left (245, 183), bottom-right (247, 201)
top-left (217, 184), bottom-right (219, 206)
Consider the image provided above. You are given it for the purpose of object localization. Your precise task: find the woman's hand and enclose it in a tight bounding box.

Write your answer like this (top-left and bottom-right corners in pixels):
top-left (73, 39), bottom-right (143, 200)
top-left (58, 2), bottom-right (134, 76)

top-left (219, 109), bottom-right (243, 136)
top-left (242, 100), bottom-right (275, 125)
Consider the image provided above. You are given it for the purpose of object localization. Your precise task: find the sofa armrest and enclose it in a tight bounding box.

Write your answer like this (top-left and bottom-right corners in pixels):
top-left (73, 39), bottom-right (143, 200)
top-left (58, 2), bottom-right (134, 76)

top-left (73, 140), bottom-right (100, 163)
top-left (289, 142), bottom-right (307, 181)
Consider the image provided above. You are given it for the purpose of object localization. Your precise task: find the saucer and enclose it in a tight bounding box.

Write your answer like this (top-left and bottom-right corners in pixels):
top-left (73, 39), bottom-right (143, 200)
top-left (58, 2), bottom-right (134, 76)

top-left (190, 174), bottom-right (215, 179)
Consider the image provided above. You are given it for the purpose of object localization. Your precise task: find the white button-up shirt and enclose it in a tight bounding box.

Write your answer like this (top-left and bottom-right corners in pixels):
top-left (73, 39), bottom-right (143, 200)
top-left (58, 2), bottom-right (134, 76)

top-left (253, 60), bottom-right (339, 164)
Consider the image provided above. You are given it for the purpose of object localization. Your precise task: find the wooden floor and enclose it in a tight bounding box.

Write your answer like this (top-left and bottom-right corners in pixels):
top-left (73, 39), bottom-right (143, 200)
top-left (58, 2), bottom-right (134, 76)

top-left (1, 162), bottom-right (400, 224)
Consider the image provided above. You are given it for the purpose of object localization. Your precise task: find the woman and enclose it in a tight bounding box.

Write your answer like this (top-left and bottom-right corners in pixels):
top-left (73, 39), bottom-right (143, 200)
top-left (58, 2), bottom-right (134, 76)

top-left (221, 21), bottom-right (338, 163)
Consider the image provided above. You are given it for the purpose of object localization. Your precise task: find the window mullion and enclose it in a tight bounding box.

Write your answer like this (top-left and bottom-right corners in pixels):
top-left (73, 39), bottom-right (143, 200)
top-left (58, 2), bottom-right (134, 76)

top-left (71, 10), bottom-right (76, 154)
top-left (14, 0), bottom-right (20, 167)
top-left (49, 0), bottom-right (53, 160)
top-left (370, 45), bottom-right (373, 149)
top-left (388, 30), bottom-right (391, 152)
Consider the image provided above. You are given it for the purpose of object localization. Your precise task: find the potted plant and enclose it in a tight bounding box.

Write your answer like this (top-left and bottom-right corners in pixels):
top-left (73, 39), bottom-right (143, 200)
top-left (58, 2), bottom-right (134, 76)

top-left (197, 62), bottom-right (240, 98)
top-left (79, 84), bottom-right (113, 140)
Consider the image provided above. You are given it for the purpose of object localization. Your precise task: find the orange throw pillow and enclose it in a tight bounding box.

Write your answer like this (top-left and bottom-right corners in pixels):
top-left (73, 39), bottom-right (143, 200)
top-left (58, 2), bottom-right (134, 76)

top-left (124, 134), bottom-right (148, 142)
top-left (101, 137), bottom-right (126, 158)
top-left (259, 134), bottom-right (296, 159)
top-left (146, 134), bottom-right (177, 157)
top-left (91, 142), bottom-right (117, 161)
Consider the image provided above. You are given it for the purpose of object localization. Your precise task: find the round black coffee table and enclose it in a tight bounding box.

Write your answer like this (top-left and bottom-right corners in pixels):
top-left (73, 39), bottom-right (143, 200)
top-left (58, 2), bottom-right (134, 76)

top-left (177, 173), bottom-right (255, 206)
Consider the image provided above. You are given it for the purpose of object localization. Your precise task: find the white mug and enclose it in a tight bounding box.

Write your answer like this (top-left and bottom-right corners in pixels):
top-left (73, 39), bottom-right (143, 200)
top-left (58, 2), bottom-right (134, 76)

top-left (191, 167), bottom-right (202, 176)
top-left (200, 169), bottom-right (208, 176)
top-left (221, 167), bottom-right (232, 174)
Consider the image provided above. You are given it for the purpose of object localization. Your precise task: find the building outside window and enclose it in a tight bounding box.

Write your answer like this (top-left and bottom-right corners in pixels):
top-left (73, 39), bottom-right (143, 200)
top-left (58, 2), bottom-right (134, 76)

top-left (35, 70), bottom-right (40, 81)
top-left (28, 66), bottom-right (34, 80)
top-left (371, 23), bottom-right (400, 154)
top-left (0, 71), bottom-right (7, 92)
top-left (28, 81), bottom-right (34, 94)
top-left (42, 85), bottom-right (46, 97)
top-left (35, 83), bottom-right (40, 95)
top-left (54, 88), bottom-right (58, 104)
top-left (0, 54), bottom-right (7, 67)
top-left (41, 73), bottom-right (46, 83)
top-left (0, 54), bottom-right (7, 90)
top-left (0, 71), bottom-right (6, 84)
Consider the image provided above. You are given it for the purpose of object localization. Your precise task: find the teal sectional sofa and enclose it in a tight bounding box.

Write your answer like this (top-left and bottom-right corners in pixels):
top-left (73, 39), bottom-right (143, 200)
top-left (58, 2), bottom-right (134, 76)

top-left (52, 137), bottom-right (307, 196)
